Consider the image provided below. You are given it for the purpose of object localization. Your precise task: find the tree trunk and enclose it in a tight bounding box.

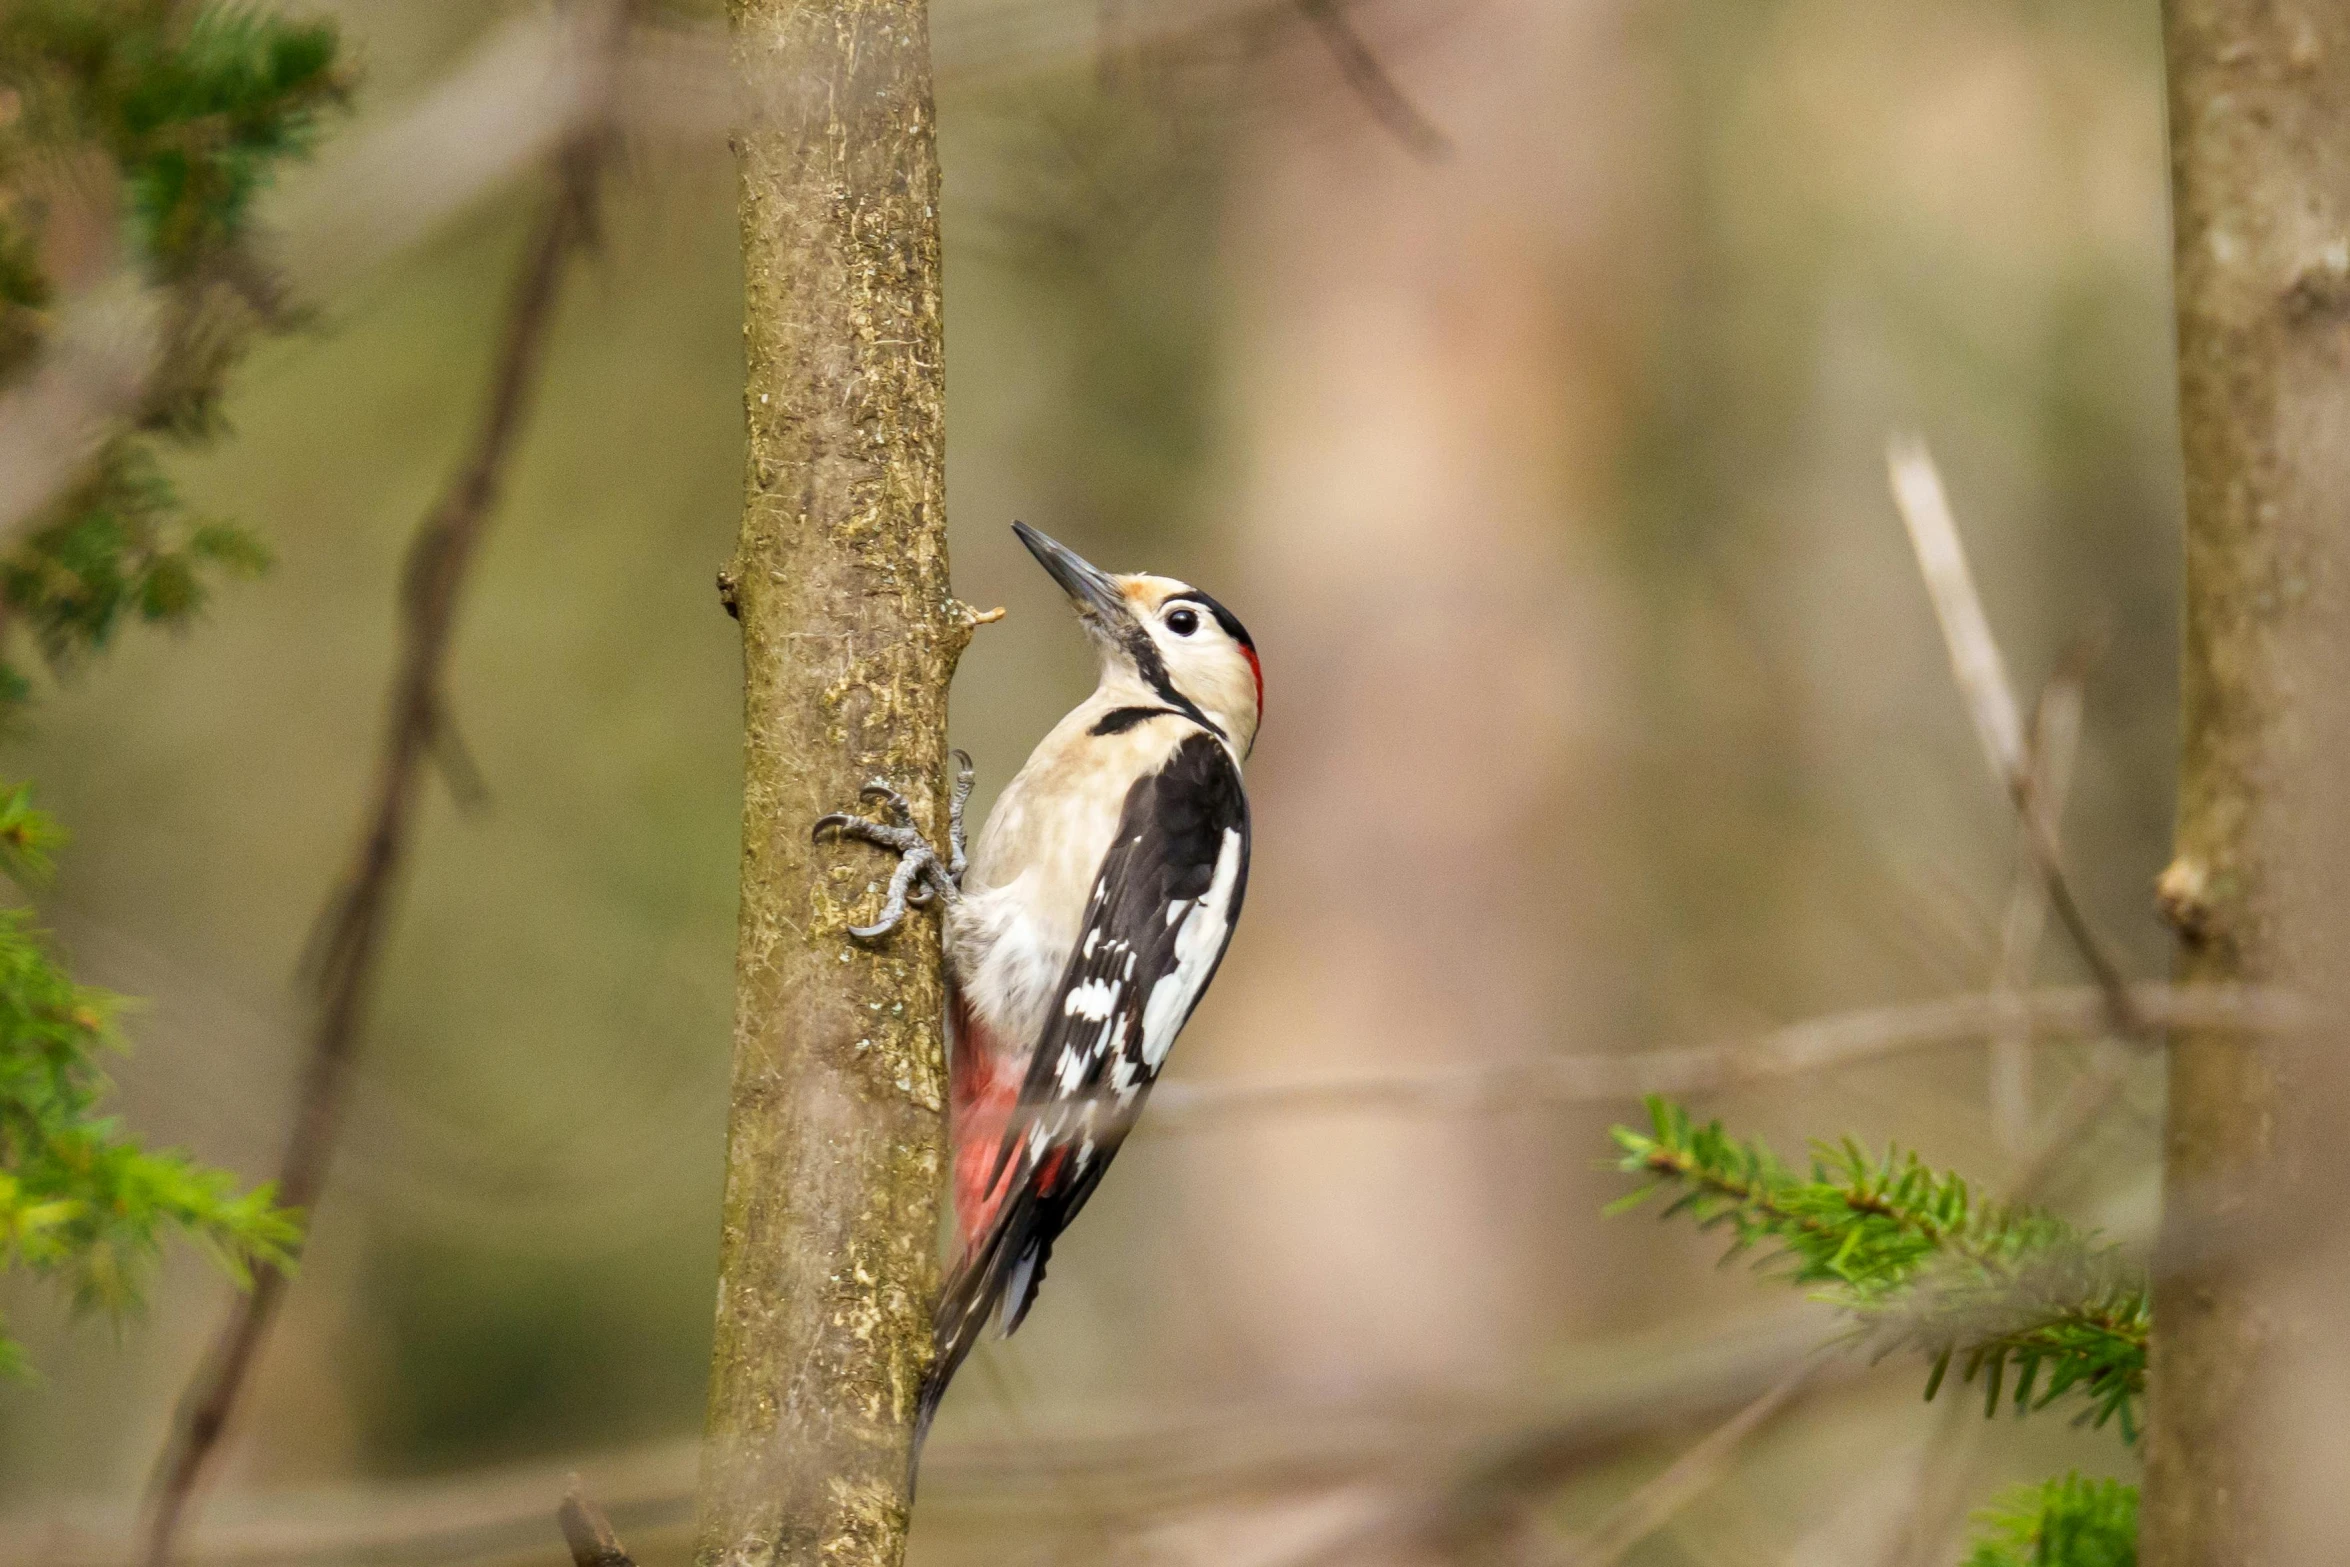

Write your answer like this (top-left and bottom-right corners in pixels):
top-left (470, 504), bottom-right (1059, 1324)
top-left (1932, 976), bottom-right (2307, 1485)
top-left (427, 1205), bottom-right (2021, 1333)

top-left (2146, 6), bottom-right (2350, 1562)
top-left (697, 3), bottom-right (969, 1563)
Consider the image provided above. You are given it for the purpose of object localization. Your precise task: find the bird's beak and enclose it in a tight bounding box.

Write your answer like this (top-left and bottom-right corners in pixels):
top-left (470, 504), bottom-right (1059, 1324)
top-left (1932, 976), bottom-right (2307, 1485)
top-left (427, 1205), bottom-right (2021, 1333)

top-left (1014, 522), bottom-right (1128, 628)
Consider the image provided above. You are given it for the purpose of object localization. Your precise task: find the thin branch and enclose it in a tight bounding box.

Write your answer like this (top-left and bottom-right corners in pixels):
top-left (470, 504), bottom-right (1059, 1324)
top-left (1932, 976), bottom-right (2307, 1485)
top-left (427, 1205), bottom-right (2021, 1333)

top-left (558, 1478), bottom-right (639, 1567)
top-left (1544, 1366), bottom-right (1818, 1567)
top-left (1886, 436), bottom-right (2148, 1038)
top-left (2, 1312), bottom-right (1837, 1566)
top-left (1294, 0), bottom-right (1453, 162)
top-left (1992, 662), bottom-right (2085, 1150)
top-left (1887, 437), bottom-right (2027, 781)
top-left (1138, 982), bottom-right (2297, 1131)
top-left (136, 79), bottom-right (619, 1567)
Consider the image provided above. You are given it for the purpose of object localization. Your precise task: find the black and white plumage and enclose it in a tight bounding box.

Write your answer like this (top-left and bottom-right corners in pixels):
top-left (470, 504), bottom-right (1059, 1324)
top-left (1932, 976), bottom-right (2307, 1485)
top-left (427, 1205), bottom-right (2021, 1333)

top-left (930, 728), bottom-right (1248, 1396)
top-left (818, 523), bottom-right (1260, 1462)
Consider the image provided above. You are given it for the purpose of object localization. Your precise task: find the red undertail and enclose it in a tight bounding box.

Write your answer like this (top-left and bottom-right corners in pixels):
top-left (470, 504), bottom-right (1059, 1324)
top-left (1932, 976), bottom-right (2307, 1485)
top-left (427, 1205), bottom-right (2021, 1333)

top-left (949, 988), bottom-right (1022, 1260)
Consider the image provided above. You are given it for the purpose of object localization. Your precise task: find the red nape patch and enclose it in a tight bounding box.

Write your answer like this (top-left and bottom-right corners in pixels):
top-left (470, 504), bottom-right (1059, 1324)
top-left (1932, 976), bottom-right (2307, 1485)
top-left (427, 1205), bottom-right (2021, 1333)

top-left (1240, 643), bottom-right (1263, 723)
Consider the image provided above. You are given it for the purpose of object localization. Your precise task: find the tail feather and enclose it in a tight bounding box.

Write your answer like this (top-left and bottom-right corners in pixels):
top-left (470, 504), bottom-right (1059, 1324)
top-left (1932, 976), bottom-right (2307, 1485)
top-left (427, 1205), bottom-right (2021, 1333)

top-left (910, 1184), bottom-right (1056, 1492)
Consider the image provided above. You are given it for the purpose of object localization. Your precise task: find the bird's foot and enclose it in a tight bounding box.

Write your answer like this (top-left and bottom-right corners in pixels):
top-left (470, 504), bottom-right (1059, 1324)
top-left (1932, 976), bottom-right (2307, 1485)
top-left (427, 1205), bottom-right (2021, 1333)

top-left (813, 756), bottom-right (974, 940)
top-left (945, 748), bottom-right (974, 884)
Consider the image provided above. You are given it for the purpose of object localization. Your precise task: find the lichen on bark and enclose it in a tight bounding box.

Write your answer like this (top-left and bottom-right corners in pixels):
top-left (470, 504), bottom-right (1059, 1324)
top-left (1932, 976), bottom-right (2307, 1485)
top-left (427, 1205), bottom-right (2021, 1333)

top-left (2148, 5), bottom-right (2350, 1562)
top-left (697, 2), bottom-right (974, 1562)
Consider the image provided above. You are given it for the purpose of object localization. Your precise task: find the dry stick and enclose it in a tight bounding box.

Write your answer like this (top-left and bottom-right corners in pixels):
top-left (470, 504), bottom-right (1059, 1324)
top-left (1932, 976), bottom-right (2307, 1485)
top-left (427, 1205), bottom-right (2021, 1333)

top-left (1543, 1369), bottom-right (1817, 1567)
top-left (1991, 669), bottom-right (2085, 1151)
top-left (1885, 436), bottom-right (2148, 1039)
top-left (558, 1477), bottom-right (639, 1567)
top-left (137, 130), bottom-right (610, 1567)
top-left (0, 1312), bottom-right (1843, 1566)
top-left (1138, 981), bottom-right (2294, 1130)
top-left (1856, 442), bottom-right (2144, 1566)
top-left (1294, 0), bottom-right (1453, 162)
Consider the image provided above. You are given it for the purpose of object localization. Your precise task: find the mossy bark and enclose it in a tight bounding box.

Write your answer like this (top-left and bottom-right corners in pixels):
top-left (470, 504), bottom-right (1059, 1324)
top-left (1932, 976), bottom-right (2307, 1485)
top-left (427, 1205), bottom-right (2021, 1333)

top-left (2148, 6), bottom-right (2350, 1561)
top-left (697, 2), bottom-right (972, 1563)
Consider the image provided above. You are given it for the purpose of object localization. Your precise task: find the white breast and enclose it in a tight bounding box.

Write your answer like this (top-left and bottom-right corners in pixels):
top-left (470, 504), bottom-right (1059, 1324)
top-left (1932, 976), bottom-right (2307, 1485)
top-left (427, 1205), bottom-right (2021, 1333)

top-left (947, 696), bottom-right (1189, 1056)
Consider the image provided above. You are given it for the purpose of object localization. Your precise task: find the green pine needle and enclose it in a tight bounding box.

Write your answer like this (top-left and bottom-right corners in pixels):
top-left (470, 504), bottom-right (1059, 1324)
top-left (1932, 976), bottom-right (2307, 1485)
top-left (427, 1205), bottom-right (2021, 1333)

top-left (0, 0), bottom-right (342, 716)
top-left (0, 1), bottom-right (333, 1372)
top-left (1611, 1097), bottom-right (2148, 1436)
top-left (0, 787), bottom-right (299, 1368)
top-left (1961, 1474), bottom-right (2137, 1567)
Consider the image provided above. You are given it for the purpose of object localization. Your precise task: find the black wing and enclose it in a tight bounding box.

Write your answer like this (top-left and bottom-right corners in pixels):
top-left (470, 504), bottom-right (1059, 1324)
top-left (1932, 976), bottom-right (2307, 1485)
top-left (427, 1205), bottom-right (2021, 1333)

top-left (923, 731), bottom-right (1249, 1431)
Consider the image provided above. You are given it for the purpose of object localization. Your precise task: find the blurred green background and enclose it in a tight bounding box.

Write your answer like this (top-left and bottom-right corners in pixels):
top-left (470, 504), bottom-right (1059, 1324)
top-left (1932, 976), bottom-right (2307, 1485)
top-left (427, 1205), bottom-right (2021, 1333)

top-left (0, 0), bottom-right (2186, 1561)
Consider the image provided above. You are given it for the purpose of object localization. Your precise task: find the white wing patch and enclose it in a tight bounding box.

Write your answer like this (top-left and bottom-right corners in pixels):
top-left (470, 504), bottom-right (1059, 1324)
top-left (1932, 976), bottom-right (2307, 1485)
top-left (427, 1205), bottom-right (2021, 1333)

top-left (1064, 978), bottom-right (1120, 1020)
top-left (1139, 827), bottom-right (1244, 1069)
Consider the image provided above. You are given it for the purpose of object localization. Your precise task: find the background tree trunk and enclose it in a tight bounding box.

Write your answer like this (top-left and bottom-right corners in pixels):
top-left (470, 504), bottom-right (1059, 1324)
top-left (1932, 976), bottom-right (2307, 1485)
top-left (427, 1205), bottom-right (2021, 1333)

top-left (2148, 6), bottom-right (2350, 1561)
top-left (696, 2), bottom-right (968, 1563)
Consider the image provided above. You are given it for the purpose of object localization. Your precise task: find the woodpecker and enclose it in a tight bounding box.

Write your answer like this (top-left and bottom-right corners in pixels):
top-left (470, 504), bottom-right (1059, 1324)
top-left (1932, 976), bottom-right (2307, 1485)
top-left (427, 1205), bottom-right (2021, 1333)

top-left (813, 521), bottom-right (1260, 1455)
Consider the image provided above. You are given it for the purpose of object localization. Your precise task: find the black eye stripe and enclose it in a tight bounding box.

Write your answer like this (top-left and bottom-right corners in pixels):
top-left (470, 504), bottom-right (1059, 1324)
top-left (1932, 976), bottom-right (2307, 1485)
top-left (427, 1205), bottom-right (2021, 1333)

top-left (1122, 626), bottom-right (1225, 741)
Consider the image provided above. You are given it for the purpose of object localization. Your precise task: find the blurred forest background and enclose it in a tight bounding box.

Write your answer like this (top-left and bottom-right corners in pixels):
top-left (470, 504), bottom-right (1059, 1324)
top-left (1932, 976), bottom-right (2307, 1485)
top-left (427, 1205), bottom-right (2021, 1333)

top-left (0, 0), bottom-right (2184, 1561)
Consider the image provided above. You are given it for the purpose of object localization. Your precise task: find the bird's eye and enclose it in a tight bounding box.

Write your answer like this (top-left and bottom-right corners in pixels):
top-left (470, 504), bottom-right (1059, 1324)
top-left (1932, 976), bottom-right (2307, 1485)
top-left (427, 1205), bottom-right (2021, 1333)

top-left (1165, 608), bottom-right (1200, 637)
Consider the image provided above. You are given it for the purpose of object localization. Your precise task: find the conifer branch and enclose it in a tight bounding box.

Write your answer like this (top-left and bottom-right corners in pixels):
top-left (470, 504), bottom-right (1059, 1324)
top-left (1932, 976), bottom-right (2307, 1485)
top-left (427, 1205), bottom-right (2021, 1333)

top-left (1960, 1474), bottom-right (2137, 1567)
top-left (0, 0), bottom-right (349, 715)
top-left (1612, 1098), bottom-right (2148, 1435)
top-left (136, 19), bottom-right (624, 1556)
top-left (0, 811), bottom-right (298, 1371)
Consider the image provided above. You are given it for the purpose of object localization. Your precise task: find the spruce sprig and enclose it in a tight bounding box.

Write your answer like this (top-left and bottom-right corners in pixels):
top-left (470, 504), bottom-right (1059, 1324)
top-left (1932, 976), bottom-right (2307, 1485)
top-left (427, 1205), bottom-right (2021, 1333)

top-left (0, 795), bottom-right (297, 1367)
top-left (0, 0), bottom-right (333, 1378)
top-left (1611, 1096), bottom-right (2148, 1435)
top-left (1961, 1473), bottom-right (2137, 1567)
top-left (0, 0), bottom-right (344, 713)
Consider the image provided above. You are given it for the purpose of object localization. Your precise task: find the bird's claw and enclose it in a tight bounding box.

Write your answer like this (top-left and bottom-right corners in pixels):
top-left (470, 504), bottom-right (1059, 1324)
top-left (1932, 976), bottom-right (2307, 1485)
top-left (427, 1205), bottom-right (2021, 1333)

top-left (811, 770), bottom-right (973, 940)
top-left (946, 749), bottom-right (974, 883)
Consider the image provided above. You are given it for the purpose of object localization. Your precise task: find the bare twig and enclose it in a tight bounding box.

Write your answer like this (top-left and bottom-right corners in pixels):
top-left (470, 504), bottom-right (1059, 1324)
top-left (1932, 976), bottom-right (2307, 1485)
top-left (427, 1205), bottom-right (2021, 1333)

top-left (1887, 438), bottom-right (2027, 780)
top-left (1139, 982), bottom-right (2296, 1131)
top-left (1886, 436), bottom-right (2147, 1037)
top-left (135, 75), bottom-right (619, 1567)
top-left (1991, 663), bottom-right (2086, 1150)
top-left (2, 1313), bottom-right (1843, 1567)
top-left (1294, 0), bottom-right (1453, 162)
top-left (558, 1478), bottom-right (638, 1567)
top-left (1543, 1365), bottom-right (1818, 1567)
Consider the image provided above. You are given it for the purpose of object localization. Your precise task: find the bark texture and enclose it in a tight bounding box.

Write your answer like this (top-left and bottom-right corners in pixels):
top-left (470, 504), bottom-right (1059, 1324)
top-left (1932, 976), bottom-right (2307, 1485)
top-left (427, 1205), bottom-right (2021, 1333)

top-left (698, 3), bottom-right (968, 1563)
top-left (2148, 6), bottom-right (2350, 1562)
